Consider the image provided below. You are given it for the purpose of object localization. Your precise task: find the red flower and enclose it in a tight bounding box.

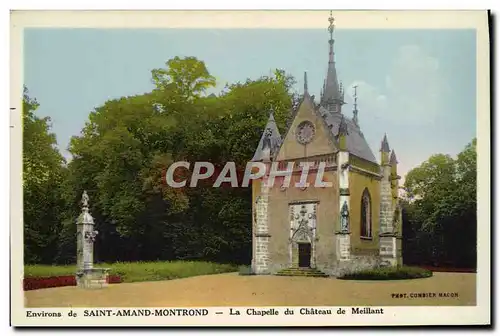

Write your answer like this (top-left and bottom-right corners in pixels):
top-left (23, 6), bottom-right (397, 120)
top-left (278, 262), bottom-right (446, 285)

top-left (23, 274), bottom-right (122, 291)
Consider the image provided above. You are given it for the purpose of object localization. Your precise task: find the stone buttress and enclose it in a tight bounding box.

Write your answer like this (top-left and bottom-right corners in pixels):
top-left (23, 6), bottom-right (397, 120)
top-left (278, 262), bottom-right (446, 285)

top-left (335, 115), bottom-right (351, 263)
top-left (378, 135), bottom-right (399, 266)
top-left (251, 112), bottom-right (281, 275)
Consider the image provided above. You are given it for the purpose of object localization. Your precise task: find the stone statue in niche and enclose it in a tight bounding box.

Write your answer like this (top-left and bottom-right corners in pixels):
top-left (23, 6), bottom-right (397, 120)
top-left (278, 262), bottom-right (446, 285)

top-left (340, 201), bottom-right (350, 233)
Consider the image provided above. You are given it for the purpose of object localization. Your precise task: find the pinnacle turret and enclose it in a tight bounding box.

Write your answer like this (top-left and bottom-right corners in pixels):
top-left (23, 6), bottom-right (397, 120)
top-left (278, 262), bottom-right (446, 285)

top-left (380, 134), bottom-right (390, 153)
top-left (338, 114), bottom-right (349, 136)
top-left (390, 149), bottom-right (398, 165)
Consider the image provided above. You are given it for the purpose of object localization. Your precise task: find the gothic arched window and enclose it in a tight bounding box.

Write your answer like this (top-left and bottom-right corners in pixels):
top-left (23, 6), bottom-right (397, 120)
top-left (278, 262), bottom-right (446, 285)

top-left (360, 188), bottom-right (372, 238)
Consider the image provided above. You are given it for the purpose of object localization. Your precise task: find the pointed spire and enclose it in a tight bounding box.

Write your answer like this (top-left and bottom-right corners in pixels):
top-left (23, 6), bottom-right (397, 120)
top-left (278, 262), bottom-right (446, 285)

top-left (304, 71), bottom-right (309, 95)
top-left (390, 149), bottom-right (398, 165)
top-left (251, 109), bottom-right (282, 162)
top-left (321, 11), bottom-right (344, 114)
top-left (380, 134), bottom-right (390, 153)
top-left (352, 84), bottom-right (359, 127)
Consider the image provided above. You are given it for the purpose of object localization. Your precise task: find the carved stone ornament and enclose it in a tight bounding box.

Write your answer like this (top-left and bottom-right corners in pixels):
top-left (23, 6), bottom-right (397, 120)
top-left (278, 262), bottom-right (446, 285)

top-left (84, 230), bottom-right (99, 243)
top-left (296, 120), bottom-right (316, 145)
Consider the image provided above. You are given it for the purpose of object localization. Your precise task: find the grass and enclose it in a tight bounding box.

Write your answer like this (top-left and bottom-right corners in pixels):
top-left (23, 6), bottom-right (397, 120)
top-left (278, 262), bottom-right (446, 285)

top-left (24, 261), bottom-right (238, 283)
top-left (339, 265), bottom-right (433, 280)
top-left (238, 265), bottom-right (256, 275)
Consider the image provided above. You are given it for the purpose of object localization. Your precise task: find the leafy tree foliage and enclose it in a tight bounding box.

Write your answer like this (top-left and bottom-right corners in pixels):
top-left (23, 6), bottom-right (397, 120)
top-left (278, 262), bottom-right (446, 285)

top-left (37, 56), bottom-right (293, 265)
top-left (23, 87), bottom-right (66, 264)
top-left (402, 139), bottom-right (477, 268)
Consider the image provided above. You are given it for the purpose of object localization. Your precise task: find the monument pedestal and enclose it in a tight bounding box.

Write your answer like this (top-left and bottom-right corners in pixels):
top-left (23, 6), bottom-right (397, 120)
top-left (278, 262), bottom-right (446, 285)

top-left (76, 268), bottom-right (110, 289)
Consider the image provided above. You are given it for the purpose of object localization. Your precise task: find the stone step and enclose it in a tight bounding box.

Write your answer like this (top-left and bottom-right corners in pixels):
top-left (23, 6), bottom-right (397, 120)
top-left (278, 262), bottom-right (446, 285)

top-left (275, 268), bottom-right (329, 278)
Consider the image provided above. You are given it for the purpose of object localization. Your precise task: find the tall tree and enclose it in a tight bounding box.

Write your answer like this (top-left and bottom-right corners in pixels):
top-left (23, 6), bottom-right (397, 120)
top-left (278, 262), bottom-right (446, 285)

top-left (403, 138), bottom-right (477, 268)
top-left (27, 58), bottom-right (296, 265)
top-left (23, 86), bottom-right (66, 264)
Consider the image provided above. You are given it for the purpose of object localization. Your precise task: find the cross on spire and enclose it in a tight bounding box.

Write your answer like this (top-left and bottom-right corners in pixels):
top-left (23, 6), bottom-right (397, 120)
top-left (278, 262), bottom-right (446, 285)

top-left (328, 10), bottom-right (335, 41)
top-left (328, 11), bottom-right (335, 63)
top-left (353, 85), bottom-right (358, 110)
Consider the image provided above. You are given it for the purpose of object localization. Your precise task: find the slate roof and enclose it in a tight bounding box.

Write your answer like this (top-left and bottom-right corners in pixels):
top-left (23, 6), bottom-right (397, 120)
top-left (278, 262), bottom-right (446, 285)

top-left (319, 106), bottom-right (378, 164)
top-left (251, 112), bottom-right (282, 162)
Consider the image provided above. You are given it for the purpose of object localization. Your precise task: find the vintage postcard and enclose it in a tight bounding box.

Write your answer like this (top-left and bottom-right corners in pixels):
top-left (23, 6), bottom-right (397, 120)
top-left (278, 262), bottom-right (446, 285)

top-left (10, 10), bottom-right (490, 327)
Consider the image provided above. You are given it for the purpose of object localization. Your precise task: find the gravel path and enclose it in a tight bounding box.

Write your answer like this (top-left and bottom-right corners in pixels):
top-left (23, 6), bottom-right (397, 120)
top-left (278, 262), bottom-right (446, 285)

top-left (25, 272), bottom-right (476, 307)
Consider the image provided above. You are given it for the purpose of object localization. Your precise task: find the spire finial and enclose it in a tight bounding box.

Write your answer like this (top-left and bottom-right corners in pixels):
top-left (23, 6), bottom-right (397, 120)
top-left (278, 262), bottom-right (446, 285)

top-left (328, 11), bottom-right (335, 41)
top-left (353, 85), bottom-right (359, 127)
top-left (328, 11), bottom-right (335, 63)
top-left (304, 71), bottom-right (308, 95)
top-left (353, 85), bottom-right (358, 110)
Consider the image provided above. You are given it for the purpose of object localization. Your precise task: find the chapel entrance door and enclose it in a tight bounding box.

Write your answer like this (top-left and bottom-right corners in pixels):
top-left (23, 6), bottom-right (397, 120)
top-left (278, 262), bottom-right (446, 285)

top-left (298, 243), bottom-right (312, 268)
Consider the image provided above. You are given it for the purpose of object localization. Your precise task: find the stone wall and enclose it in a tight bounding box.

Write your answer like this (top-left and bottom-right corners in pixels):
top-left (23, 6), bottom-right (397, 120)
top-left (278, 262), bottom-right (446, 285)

top-left (328, 255), bottom-right (381, 277)
top-left (253, 176), bottom-right (271, 274)
top-left (265, 170), bottom-right (338, 273)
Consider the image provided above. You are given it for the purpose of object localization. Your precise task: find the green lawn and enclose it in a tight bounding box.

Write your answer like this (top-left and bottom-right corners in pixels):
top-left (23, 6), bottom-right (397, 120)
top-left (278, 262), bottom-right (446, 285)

top-left (24, 261), bottom-right (238, 283)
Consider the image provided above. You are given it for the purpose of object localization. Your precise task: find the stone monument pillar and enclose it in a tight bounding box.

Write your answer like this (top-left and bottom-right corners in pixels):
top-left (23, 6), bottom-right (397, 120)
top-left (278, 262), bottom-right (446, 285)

top-left (76, 191), bottom-right (109, 288)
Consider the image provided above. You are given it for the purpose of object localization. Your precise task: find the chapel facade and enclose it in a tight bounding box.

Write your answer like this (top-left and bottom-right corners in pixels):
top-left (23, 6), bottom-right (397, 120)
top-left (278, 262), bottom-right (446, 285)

top-left (250, 12), bottom-right (403, 277)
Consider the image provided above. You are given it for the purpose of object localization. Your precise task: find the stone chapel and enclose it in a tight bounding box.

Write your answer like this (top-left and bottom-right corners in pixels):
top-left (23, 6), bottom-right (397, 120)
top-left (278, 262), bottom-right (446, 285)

top-left (250, 12), bottom-right (403, 277)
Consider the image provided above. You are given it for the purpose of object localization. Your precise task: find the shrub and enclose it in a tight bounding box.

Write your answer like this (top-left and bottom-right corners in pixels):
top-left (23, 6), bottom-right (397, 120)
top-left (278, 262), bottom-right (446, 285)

top-left (339, 266), bottom-right (433, 280)
top-left (238, 265), bottom-right (256, 276)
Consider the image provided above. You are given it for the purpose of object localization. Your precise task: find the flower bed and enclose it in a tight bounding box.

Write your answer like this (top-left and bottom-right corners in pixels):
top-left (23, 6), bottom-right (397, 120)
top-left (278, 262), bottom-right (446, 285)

top-left (23, 274), bottom-right (122, 291)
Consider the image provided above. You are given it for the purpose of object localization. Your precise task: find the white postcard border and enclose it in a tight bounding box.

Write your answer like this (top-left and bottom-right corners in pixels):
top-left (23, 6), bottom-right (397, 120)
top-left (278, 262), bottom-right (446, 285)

top-left (10, 10), bottom-right (490, 327)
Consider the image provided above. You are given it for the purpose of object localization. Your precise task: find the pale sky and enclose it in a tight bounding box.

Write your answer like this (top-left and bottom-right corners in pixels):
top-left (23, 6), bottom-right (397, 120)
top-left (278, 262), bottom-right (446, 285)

top-left (24, 28), bottom-right (476, 180)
